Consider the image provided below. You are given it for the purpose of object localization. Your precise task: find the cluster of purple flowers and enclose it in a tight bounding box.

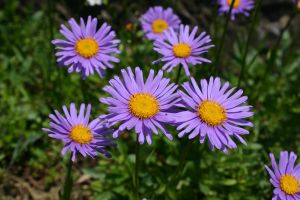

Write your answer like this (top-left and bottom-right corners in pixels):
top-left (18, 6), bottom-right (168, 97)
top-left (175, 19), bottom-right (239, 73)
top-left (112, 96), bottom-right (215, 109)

top-left (43, 3), bottom-right (299, 199)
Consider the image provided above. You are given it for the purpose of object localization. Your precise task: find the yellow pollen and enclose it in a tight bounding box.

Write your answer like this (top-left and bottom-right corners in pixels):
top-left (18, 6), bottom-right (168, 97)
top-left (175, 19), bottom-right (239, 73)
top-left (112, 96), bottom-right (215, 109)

top-left (129, 93), bottom-right (159, 119)
top-left (75, 38), bottom-right (99, 58)
top-left (173, 43), bottom-right (192, 58)
top-left (198, 100), bottom-right (227, 126)
top-left (69, 124), bottom-right (93, 144)
top-left (298, 1), bottom-right (300, 9)
top-left (152, 19), bottom-right (169, 34)
top-left (227, 0), bottom-right (240, 8)
top-left (280, 175), bottom-right (300, 195)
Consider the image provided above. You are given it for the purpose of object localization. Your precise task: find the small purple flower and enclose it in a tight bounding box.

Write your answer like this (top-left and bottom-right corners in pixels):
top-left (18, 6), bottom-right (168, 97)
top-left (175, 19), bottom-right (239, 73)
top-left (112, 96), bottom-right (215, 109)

top-left (52, 16), bottom-right (120, 79)
top-left (42, 103), bottom-right (114, 161)
top-left (141, 6), bottom-right (181, 41)
top-left (295, 0), bottom-right (300, 9)
top-left (153, 25), bottom-right (214, 76)
top-left (218, 0), bottom-right (254, 20)
top-left (175, 77), bottom-right (253, 152)
top-left (100, 67), bottom-right (180, 144)
top-left (265, 151), bottom-right (300, 199)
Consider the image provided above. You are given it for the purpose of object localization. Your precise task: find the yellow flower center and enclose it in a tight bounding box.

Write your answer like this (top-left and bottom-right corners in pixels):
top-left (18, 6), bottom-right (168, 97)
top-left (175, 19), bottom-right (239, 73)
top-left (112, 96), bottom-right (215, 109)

top-left (280, 175), bottom-right (300, 195)
top-left (75, 38), bottom-right (99, 58)
top-left (227, 0), bottom-right (240, 8)
top-left (69, 124), bottom-right (93, 144)
top-left (298, 1), bottom-right (300, 9)
top-left (152, 19), bottom-right (169, 34)
top-left (198, 100), bottom-right (227, 126)
top-left (129, 93), bottom-right (159, 119)
top-left (173, 43), bottom-right (192, 58)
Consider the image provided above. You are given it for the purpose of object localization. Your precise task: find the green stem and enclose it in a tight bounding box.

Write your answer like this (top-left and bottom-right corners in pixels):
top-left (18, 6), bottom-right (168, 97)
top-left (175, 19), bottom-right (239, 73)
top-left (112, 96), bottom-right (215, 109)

top-left (213, 0), bottom-right (236, 75)
top-left (175, 65), bottom-right (182, 84)
top-left (134, 135), bottom-right (140, 199)
top-left (61, 156), bottom-right (73, 200)
top-left (237, 0), bottom-right (263, 88)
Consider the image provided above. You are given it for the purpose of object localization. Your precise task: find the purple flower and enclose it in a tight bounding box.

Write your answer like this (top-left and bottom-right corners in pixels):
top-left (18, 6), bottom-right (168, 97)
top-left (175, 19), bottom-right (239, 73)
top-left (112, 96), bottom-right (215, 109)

top-left (174, 77), bottom-right (253, 152)
top-left (52, 16), bottom-right (120, 79)
top-left (218, 0), bottom-right (254, 20)
top-left (153, 25), bottom-right (214, 76)
top-left (141, 6), bottom-right (181, 41)
top-left (265, 151), bottom-right (300, 200)
top-left (296, 0), bottom-right (300, 9)
top-left (99, 67), bottom-right (180, 144)
top-left (42, 103), bottom-right (114, 161)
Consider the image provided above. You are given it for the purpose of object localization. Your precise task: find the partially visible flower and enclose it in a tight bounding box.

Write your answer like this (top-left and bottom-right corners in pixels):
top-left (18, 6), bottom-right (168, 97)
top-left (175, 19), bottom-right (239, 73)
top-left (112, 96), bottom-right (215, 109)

top-left (153, 25), bottom-right (214, 76)
top-left (42, 103), bottom-right (114, 161)
top-left (218, 0), bottom-right (254, 20)
top-left (141, 6), bottom-right (181, 40)
top-left (175, 77), bottom-right (253, 152)
top-left (87, 0), bottom-right (102, 6)
top-left (295, 0), bottom-right (300, 9)
top-left (125, 23), bottom-right (134, 31)
top-left (52, 16), bottom-right (120, 79)
top-left (265, 151), bottom-right (300, 200)
top-left (100, 67), bottom-right (180, 144)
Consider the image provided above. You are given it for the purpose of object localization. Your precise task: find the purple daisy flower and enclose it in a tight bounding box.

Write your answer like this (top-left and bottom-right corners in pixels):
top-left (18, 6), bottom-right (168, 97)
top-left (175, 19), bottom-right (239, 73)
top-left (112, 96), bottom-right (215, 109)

top-left (141, 6), bottom-right (181, 41)
top-left (42, 103), bottom-right (114, 161)
top-left (153, 25), bottom-right (214, 76)
top-left (99, 67), bottom-right (180, 144)
top-left (296, 0), bottom-right (300, 9)
top-left (218, 0), bottom-right (254, 20)
top-left (52, 16), bottom-right (120, 79)
top-left (265, 151), bottom-right (300, 200)
top-left (174, 77), bottom-right (253, 152)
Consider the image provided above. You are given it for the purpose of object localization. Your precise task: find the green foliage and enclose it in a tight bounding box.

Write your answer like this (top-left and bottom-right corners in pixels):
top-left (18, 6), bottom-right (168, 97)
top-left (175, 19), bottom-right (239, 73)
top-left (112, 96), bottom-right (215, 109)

top-left (0, 0), bottom-right (300, 199)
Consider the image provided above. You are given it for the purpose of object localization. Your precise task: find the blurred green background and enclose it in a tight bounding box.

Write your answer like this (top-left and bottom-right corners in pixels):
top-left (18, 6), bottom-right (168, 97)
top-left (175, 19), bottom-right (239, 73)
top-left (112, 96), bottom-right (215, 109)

top-left (0, 0), bottom-right (300, 199)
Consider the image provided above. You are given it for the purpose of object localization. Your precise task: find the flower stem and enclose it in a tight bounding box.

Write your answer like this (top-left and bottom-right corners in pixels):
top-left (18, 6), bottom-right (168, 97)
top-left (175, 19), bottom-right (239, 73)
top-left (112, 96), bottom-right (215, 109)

top-left (237, 0), bottom-right (263, 88)
top-left (213, 0), bottom-right (236, 75)
top-left (175, 65), bottom-right (182, 84)
top-left (134, 135), bottom-right (140, 199)
top-left (61, 156), bottom-right (73, 200)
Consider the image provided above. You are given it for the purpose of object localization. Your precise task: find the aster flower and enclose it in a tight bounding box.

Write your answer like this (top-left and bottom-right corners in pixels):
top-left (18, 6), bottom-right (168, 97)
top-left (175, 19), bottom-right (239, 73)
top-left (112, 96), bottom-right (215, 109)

top-left (153, 25), bottom-right (214, 76)
top-left (175, 77), bottom-right (253, 152)
top-left (295, 0), bottom-right (300, 9)
top-left (99, 67), bottom-right (180, 144)
top-left (265, 151), bottom-right (300, 200)
top-left (52, 16), bottom-right (120, 79)
top-left (141, 6), bottom-right (181, 41)
top-left (42, 103), bottom-right (114, 161)
top-left (218, 0), bottom-right (254, 20)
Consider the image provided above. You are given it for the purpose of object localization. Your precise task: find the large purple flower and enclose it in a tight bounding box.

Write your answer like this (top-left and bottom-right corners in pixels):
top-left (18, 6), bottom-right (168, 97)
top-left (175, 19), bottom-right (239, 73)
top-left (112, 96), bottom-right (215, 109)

top-left (153, 25), bottom-right (214, 76)
top-left (175, 77), bottom-right (253, 152)
top-left (52, 16), bottom-right (120, 79)
top-left (265, 151), bottom-right (300, 200)
top-left (141, 6), bottom-right (181, 41)
top-left (42, 103), bottom-right (114, 161)
top-left (218, 0), bottom-right (254, 20)
top-left (99, 67), bottom-right (180, 144)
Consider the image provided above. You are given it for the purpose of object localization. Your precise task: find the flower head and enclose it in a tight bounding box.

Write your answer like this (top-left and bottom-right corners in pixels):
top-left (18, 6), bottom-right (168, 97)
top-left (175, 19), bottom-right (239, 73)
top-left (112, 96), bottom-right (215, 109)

top-left (141, 6), bottom-right (181, 40)
top-left (265, 151), bottom-right (300, 199)
top-left (218, 0), bottom-right (254, 20)
top-left (153, 25), bottom-right (214, 76)
top-left (295, 0), bottom-right (300, 9)
top-left (42, 103), bottom-right (114, 161)
top-left (175, 77), bottom-right (253, 152)
top-left (100, 67), bottom-right (180, 144)
top-left (52, 16), bottom-right (120, 79)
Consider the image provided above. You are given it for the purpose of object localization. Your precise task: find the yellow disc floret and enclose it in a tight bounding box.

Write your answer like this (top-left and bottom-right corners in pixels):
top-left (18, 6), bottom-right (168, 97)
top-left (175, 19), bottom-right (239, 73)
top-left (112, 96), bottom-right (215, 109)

top-left (129, 93), bottom-right (159, 119)
top-left (173, 43), bottom-right (192, 58)
top-left (280, 174), bottom-right (300, 195)
top-left (198, 100), bottom-right (227, 126)
top-left (75, 38), bottom-right (99, 58)
top-left (152, 19), bottom-right (169, 34)
top-left (298, 1), bottom-right (300, 9)
top-left (70, 124), bottom-right (93, 144)
top-left (227, 0), bottom-right (240, 8)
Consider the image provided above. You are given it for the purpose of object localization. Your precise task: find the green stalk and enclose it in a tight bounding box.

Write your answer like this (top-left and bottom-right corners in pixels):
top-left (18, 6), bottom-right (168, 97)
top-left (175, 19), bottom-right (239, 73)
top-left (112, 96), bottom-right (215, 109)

top-left (213, 0), bottom-right (236, 75)
top-left (134, 135), bottom-right (140, 199)
top-left (175, 65), bottom-right (183, 84)
top-left (237, 0), bottom-right (263, 88)
top-left (61, 156), bottom-right (73, 200)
